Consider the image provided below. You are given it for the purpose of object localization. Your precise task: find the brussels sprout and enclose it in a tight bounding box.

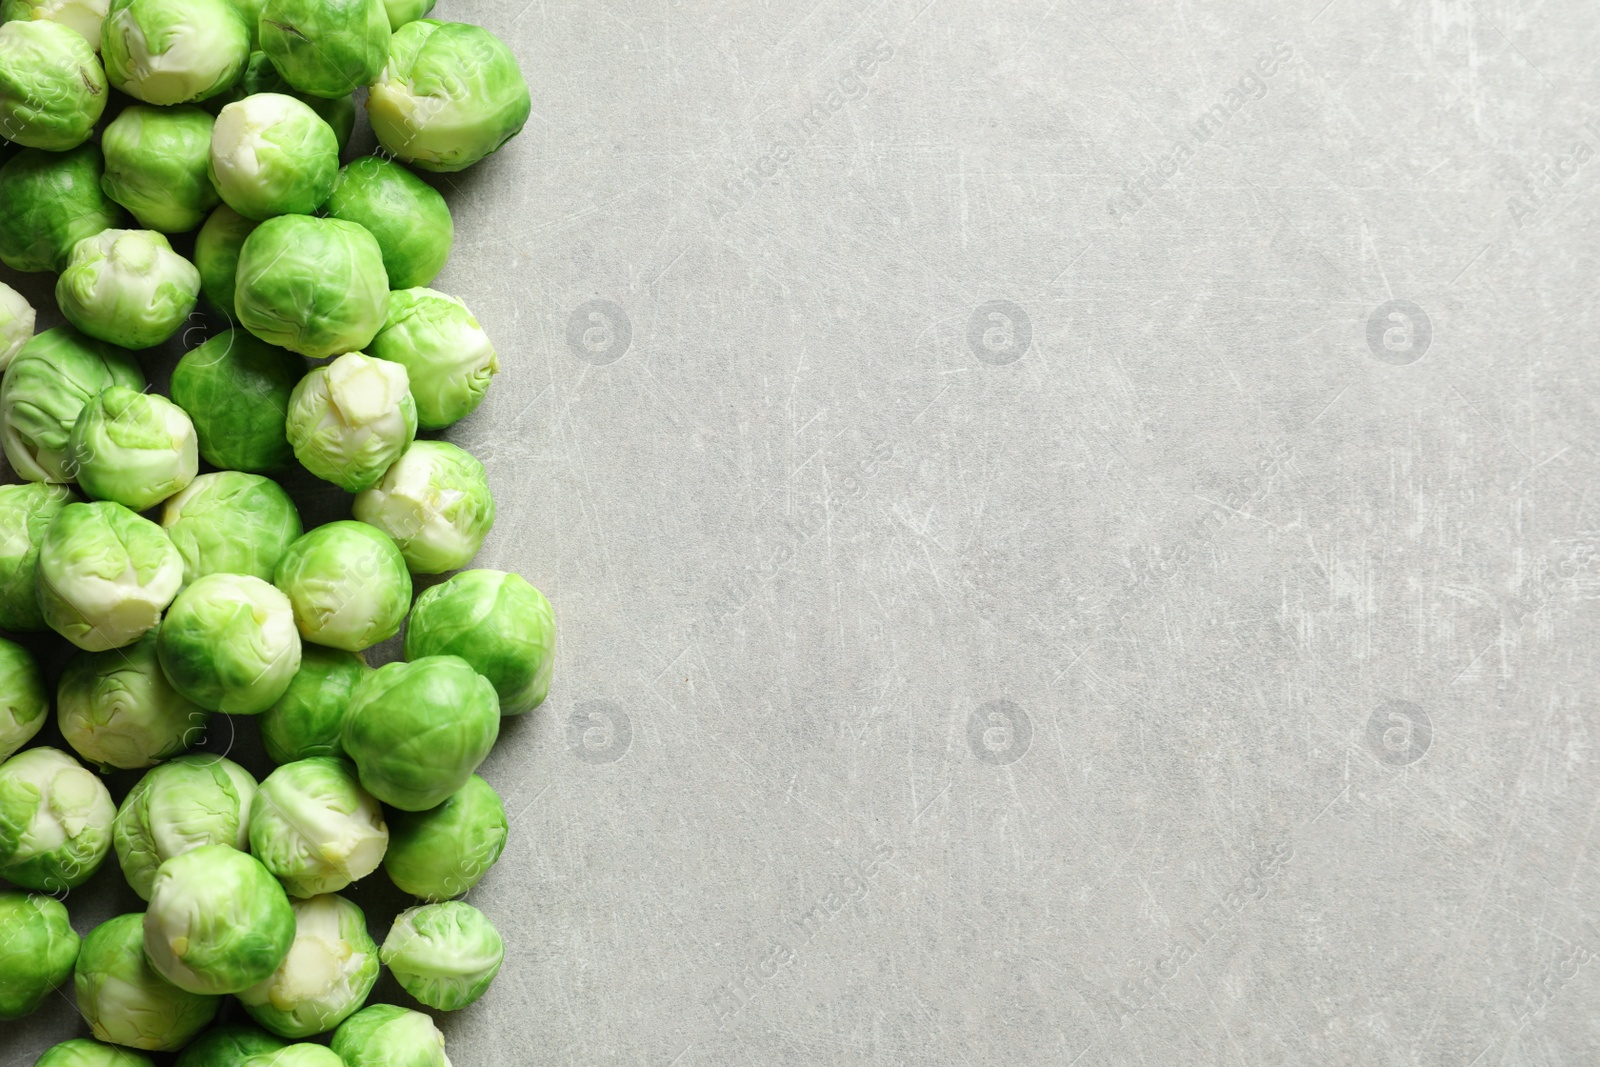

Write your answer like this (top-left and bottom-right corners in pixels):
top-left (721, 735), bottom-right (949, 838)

top-left (0, 280), bottom-right (34, 369)
top-left (157, 572), bottom-right (301, 714)
top-left (403, 569), bottom-right (554, 715)
top-left (285, 353), bottom-right (415, 492)
top-left (0, 20), bottom-right (106, 150)
top-left (0, 747), bottom-right (114, 889)
top-left (222, 51), bottom-right (356, 149)
top-left (193, 203), bottom-right (257, 314)
top-left (331, 1005), bottom-right (449, 1067)
top-left (0, 482), bottom-right (72, 632)
top-left (170, 331), bottom-right (301, 472)
top-left (0, 892), bottom-right (79, 1020)
top-left (162, 473), bottom-right (302, 585)
top-left (237, 894), bottom-right (378, 1037)
top-left (0, 637), bottom-right (48, 762)
top-left (57, 631), bottom-right (207, 770)
top-left (241, 1046), bottom-right (344, 1067)
top-left (367, 289), bottom-right (496, 429)
top-left (222, 0), bottom-right (263, 45)
top-left (144, 843), bottom-right (296, 994)
top-left (234, 215), bottom-right (389, 358)
top-left (113, 753), bottom-right (257, 900)
top-left (208, 94), bottom-right (338, 221)
top-left (258, 0), bottom-right (388, 99)
top-left (383, 773), bottom-right (506, 901)
top-left (174, 1024), bottom-right (286, 1067)
top-left (341, 655), bottom-right (498, 811)
top-left (380, 0), bottom-right (431, 30)
top-left (249, 756), bottom-right (387, 897)
top-left (66, 385), bottom-right (199, 510)
top-left (324, 159), bottom-right (452, 289)
top-left (75, 912), bottom-right (219, 1049)
top-left (56, 229), bottom-right (201, 350)
top-left (37, 501), bottom-right (183, 652)
top-left (259, 645), bottom-right (367, 764)
top-left (273, 521), bottom-right (411, 652)
top-left (0, 145), bottom-right (126, 273)
top-left (100, 104), bottom-right (220, 232)
top-left (34, 1038), bottom-right (155, 1067)
top-left (352, 442), bottom-right (492, 575)
top-left (0, 325), bottom-right (143, 483)
top-left (367, 20), bottom-right (529, 173)
top-left (100, 0), bottom-right (250, 105)
top-left (380, 901), bottom-right (502, 1010)
top-left (0, 0), bottom-right (110, 46)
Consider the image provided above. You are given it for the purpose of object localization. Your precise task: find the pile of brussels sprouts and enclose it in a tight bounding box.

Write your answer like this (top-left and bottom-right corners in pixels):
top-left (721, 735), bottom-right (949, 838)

top-left (0, 1), bottom-right (552, 1064)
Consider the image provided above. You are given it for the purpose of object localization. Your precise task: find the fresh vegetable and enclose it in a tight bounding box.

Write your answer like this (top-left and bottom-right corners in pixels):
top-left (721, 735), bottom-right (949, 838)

top-left (383, 773), bottom-right (507, 900)
top-left (367, 288), bottom-right (496, 429)
top-left (323, 158), bottom-right (452, 289)
top-left (100, 105), bottom-right (221, 232)
top-left (143, 843), bottom-right (296, 995)
top-left (57, 630), bottom-right (208, 770)
top-left (380, 900), bottom-right (503, 1010)
top-left (55, 228), bottom-right (201, 349)
top-left (352, 440), bottom-right (495, 574)
top-left (65, 385), bottom-right (199, 510)
top-left (157, 572), bottom-right (301, 713)
top-left (162, 472), bottom-right (303, 585)
top-left (248, 756), bottom-right (388, 897)
top-left (100, 0), bottom-right (250, 105)
top-left (0, 325), bottom-right (143, 483)
top-left (75, 912), bottom-right (219, 1049)
top-left (233, 215), bottom-right (388, 358)
top-left (0, 145), bottom-right (126, 272)
top-left (113, 753), bottom-right (258, 900)
top-left (273, 521), bottom-right (411, 652)
top-left (284, 352), bottom-right (415, 491)
top-left (36, 500), bottom-right (183, 652)
top-left (258, 645), bottom-right (368, 764)
top-left (0, 892), bottom-right (80, 1020)
top-left (236, 894), bottom-right (379, 1037)
top-left (404, 569), bottom-right (556, 715)
top-left (0, 19), bottom-right (106, 150)
top-left (0, 637), bottom-right (49, 762)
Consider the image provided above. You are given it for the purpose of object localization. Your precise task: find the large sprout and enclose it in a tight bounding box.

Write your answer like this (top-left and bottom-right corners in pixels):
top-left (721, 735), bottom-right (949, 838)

top-left (285, 353), bottom-right (416, 492)
top-left (341, 655), bottom-right (499, 811)
top-left (162, 473), bottom-right (303, 585)
top-left (248, 756), bottom-right (388, 897)
top-left (352, 441), bottom-right (494, 574)
top-left (75, 912), bottom-right (219, 1050)
top-left (0, 145), bottom-right (126, 273)
top-left (0, 482), bottom-right (72, 632)
top-left (174, 1024), bottom-right (286, 1067)
top-left (114, 753), bottom-right (257, 900)
top-left (208, 94), bottom-right (338, 220)
top-left (368, 289), bottom-right (496, 429)
top-left (170, 330), bottom-right (301, 472)
top-left (99, 104), bottom-right (220, 232)
top-left (0, 0), bottom-right (111, 46)
top-left (36, 501), bottom-right (183, 652)
top-left (143, 843), bottom-right (296, 995)
top-left (258, 646), bottom-right (368, 764)
top-left (157, 573), bottom-right (301, 713)
top-left (192, 204), bottom-right (257, 313)
top-left (0, 892), bottom-right (80, 1020)
top-left (66, 385), bottom-right (199, 510)
top-left (0, 281), bottom-right (35, 368)
top-left (331, 1004), bottom-right (450, 1067)
top-left (100, 0), bottom-right (250, 105)
top-left (0, 637), bottom-right (48, 762)
top-left (237, 893), bottom-right (379, 1038)
top-left (0, 747), bottom-right (115, 890)
top-left (273, 521), bottom-right (411, 652)
top-left (57, 631), bottom-right (208, 771)
top-left (367, 19), bottom-right (530, 173)
top-left (0, 325), bottom-right (143, 483)
top-left (34, 1039), bottom-right (155, 1067)
top-left (55, 229), bottom-right (201, 350)
top-left (258, 0), bottom-right (389, 99)
top-left (384, 773), bottom-right (507, 901)
top-left (405, 569), bottom-right (556, 715)
top-left (0, 19), bottom-right (107, 150)
top-left (380, 901), bottom-right (503, 1011)
top-left (323, 158), bottom-right (452, 289)
top-left (234, 215), bottom-right (389, 358)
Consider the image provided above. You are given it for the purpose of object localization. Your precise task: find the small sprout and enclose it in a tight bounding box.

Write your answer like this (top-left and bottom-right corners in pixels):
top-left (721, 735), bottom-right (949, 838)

top-left (0, 482), bottom-right (73, 633)
top-left (237, 894), bottom-right (379, 1038)
top-left (208, 93), bottom-right (339, 220)
top-left (113, 753), bottom-right (258, 900)
top-left (384, 773), bottom-right (507, 901)
top-left (284, 352), bottom-right (415, 491)
top-left (258, 645), bottom-right (369, 764)
top-left (368, 288), bottom-right (496, 429)
top-left (273, 521), bottom-right (411, 652)
top-left (37, 500), bottom-right (184, 652)
top-left (0, 636), bottom-right (49, 762)
top-left (101, 0), bottom-right (250, 105)
top-left (66, 385), bottom-right (199, 511)
top-left (0, 892), bottom-right (80, 1021)
top-left (0, 19), bottom-right (106, 150)
top-left (162, 472), bottom-right (303, 585)
top-left (331, 1004), bottom-right (450, 1067)
top-left (234, 215), bottom-right (389, 358)
top-left (75, 912), bottom-right (219, 1049)
top-left (248, 756), bottom-right (388, 898)
top-left (324, 157), bottom-right (452, 289)
top-left (405, 569), bottom-right (556, 715)
top-left (100, 105), bottom-right (221, 232)
top-left (258, 0), bottom-right (390, 99)
top-left (157, 572), bottom-right (301, 714)
top-left (57, 631), bottom-right (208, 771)
top-left (0, 145), bottom-right (127, 273)
top-left (0, 746), bottom-right (116, 891)
top-left (353, 440), bottom-right (494, 574)
top-left (55, 229), bottom-right (201, 350)
top-left (143, 844), bottom-right (297, 995)
top-left (0, 325), bottom-right (143, 483)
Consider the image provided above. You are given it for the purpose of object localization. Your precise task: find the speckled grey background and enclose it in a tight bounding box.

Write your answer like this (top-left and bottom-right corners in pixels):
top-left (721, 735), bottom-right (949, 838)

top-left (9, 0), bottom-right (1600, 1063)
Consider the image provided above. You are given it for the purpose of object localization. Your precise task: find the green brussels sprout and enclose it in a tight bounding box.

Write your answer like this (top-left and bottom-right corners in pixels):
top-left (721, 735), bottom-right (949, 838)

top-left (0, 637), bottom-right (48, 762)
top-left (227, 51), bottom-right (356, 149)
top-left (379, 0), bottom-right (431, 30)
top-left (0, 325), bottom-right (143, 483)
top-left (0, 482), bottom-right (72, 632)
top-left (352, 441), bottom-right (493, 574)
top-left (404, 569), bottom-right (555, 715)
top-left (0, 280), bottom-right (34, 369)
top-left (100, 0), bottom-right (250, 105)
top-left (174, 1024), bottom-right (286, 1067)
top-left (113, 753), bottom-right (257, 900)
top-left (341, 655), bottom-right (498, 811)
top-left (241, 1046), bottom-right (344, 1067)
top-left (100, 104), bottom-right (220, 232)
top-left (162, 473), bottom-right (302, 585)
top-left (285, 352), bottom-right (415, 492)
top-left (75, 912), bottom-right (220, 1049)
top-left (0, 0), bottom-right (110, 47)
top-left (383, 773), bottom-right (506, 901)
top-left (249, 756), bottom-right (387, 897)
top-left (0, 20), bottom-right (106, 150)
top-left (56, 229), bottom-right (201, 350)
top-left (0, 746), bottom-right (114, 889)
top-left (37, 501), bottom-right (183, 652)
top-left (57, 631), bottom-right (208, 770)
top-left (144, 843), bottom-right (296, 994)
top-left (209, 94), bottom-right (338, 221)
top-left (331, 1005), bottom-right (449, 1067)
top-left (380, 900), bottom-right (502, 1010)
top-left (273, 521), bottom-right (411, 652)
top-left (258, 645), bottom-right (367, 764)
top-left (258, 0), bottom-right (388, 99)
top-left (237, 893), bottom-right (378, 1037)
top-left (193, 203), bottom-right (257, 313)
top-left (367, 19), bottom-right (529, 173)
top-left (0, 145), bottom-right (126, 273)
top-left (34, 1039), bottom-right (155, 1067)
top-left (234, 215), bottom-right (389, 358)
top-left (323, 158), bottom-right (452, 290)
top-left (157, 572), bottom-right (301, 713)
top-left (222, 0), bottom-right (263, 45)
top-left (0, 891), bottom-right (79, 1019)
top-left (170, 330), bottom-right (301, 472)
top-left (367, 289), bottom-right (496, 429)
top-left (66, 385), bottom-right (199, 510)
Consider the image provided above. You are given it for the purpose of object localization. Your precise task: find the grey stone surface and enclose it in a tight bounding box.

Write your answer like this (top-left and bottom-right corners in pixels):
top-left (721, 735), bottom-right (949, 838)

top-left (7, 0), bottom-right (1600, 1063)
